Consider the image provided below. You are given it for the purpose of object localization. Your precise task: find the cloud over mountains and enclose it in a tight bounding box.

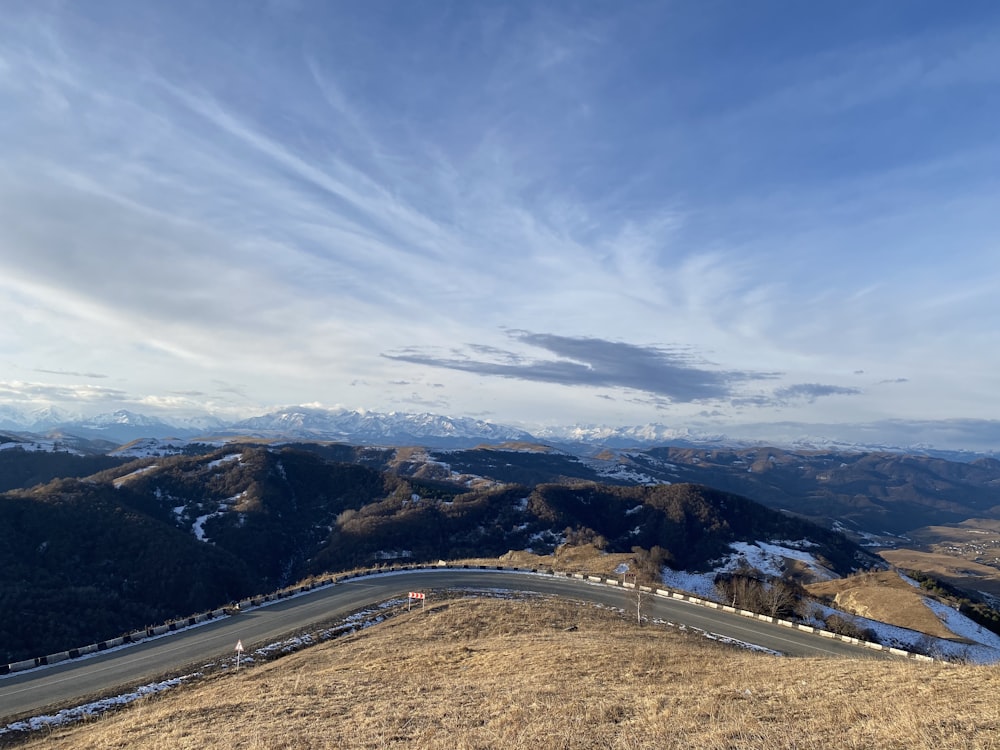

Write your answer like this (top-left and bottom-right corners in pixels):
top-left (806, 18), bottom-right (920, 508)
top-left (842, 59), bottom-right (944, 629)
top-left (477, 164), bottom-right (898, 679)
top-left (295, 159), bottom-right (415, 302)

top-left (386, 331), bottom-right (855, 408)
top-left (1, 2), bottom-right (998, 443)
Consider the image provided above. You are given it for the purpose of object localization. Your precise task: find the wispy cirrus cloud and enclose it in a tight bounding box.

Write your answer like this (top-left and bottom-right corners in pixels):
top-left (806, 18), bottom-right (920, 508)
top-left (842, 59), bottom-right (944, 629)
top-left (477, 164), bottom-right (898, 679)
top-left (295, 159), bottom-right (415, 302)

top-left (0, 380), bottom-right (127, 404)
top-left (0, 3), bottom-right (998, 445)
top-left (772, 383), bottom-right (862, 404)
top-left (34, 368), bottom-right (109, 379)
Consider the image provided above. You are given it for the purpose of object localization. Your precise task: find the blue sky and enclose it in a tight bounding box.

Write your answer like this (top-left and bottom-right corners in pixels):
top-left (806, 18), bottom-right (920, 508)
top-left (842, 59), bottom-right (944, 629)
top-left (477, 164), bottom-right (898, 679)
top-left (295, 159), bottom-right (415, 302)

top-left (1, 1), bottom-right (999, 449)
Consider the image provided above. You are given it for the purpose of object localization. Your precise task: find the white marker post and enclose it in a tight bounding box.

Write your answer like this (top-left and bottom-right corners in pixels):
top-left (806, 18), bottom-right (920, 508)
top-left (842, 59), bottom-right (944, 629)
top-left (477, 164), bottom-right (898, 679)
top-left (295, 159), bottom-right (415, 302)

top-left (235, 639), bottom-right (244, 671)
top-left (623, 573), bottom-right (641, 625)
top-left (408, 591), bottom-right (426, 612)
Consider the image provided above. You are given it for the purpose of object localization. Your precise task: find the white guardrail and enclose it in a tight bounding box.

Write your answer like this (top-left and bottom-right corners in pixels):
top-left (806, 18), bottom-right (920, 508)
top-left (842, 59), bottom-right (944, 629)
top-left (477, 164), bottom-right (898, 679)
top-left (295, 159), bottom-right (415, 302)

top-left (1, 564), bottom-right (940, 675)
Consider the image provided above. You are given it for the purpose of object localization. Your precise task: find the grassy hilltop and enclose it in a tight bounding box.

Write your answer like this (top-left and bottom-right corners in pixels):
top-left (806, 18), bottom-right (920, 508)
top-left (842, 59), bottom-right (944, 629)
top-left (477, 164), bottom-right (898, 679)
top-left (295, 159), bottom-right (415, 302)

top-left (15, 597), bottom-right (1000, 750)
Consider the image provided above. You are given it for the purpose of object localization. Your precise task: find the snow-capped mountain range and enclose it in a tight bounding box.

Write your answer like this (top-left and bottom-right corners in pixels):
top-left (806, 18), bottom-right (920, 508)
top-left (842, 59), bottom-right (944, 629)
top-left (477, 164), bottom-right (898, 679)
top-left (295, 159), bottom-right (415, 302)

top-left (230, 407), bottom-right (533, 445)
top-left (0, 405), bottom-right (992, 458)
top-left (0, 406), bottom-right (534, 448)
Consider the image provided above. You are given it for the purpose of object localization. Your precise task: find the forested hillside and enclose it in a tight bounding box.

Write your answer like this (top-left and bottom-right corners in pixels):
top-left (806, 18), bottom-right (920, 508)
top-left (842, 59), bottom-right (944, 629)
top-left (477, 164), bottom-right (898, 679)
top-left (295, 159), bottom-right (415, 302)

top-left (0, 444), bottom-right (878, 663)
top-left (0, 479), bottom-right (253, 664)
top-left (0, 449), bottom-right (127, 493)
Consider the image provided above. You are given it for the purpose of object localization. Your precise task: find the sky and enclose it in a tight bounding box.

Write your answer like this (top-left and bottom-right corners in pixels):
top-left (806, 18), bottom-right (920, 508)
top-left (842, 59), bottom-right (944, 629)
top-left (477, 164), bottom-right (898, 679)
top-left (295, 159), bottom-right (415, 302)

top-left (1, 1), bottom-right (999, 450)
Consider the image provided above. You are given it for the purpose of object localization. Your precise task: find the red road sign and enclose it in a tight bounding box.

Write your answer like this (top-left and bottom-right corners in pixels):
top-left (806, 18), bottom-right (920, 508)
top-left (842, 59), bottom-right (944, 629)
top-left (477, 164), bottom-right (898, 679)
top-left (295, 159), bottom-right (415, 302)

top-left (408, 592), bottom-right (425, 600)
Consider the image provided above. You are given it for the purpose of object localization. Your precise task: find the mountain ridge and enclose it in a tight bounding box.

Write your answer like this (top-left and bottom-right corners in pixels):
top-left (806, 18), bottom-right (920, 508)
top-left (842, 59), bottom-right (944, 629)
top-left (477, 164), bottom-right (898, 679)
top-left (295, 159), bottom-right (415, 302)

top-left (1, 405), bottom-right (994, 458)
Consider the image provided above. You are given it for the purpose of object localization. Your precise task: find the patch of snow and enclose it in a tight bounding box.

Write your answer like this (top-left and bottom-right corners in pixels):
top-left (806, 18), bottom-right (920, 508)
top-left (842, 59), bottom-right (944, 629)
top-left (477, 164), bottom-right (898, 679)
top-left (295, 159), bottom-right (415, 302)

top-left (769, 538), bottom-right (819, 549)
top-left (0, 438), bottom-right (82, 454)
top-left (524, 529), bottom-right (564, 554)
top-left (810, 603), bottom-right (1000, 665)
top-left (625, 504), bottom-right (643, 515)
top-left (113, 438), bottom-right (221, 458)
top-left (713, 541), bottom-right (835, 582)
top-left (0, 674), bottom-right (198, 737)
top-left (222, 491), bottom-right (247, 506)
top-left (112, 464), bottom-right (158, 488)
top-left (189, 492), bottom-right (245, 541)
top-left (528, 529), bottom-right (564, 545)
top-left (373, 550), bottom-right (412, 560)
top-left (208, 453), bottom-right (243, 469)
top-left (722, 542), bottom-right (789, 578)
top-left (192, 512), bottom-right (224, 542)
top-left (660, 568), bottom-right (719, 600)
top-left (699, 632), bottom-right (782, 655)
top-left (924, 598), bottom-right (1000, 650)
top-left (584, 458), bottom-right (666, 485)
top-left (661, 540), bottom-right (836, 600)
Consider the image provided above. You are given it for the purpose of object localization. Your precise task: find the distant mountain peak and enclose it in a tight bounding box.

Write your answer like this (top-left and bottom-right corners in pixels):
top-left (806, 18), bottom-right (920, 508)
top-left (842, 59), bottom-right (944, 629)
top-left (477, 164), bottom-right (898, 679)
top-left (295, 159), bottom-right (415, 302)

top-left (83, 409), bottom-right (170, 428)
top-left (230, 406), bottom-right (532, 447)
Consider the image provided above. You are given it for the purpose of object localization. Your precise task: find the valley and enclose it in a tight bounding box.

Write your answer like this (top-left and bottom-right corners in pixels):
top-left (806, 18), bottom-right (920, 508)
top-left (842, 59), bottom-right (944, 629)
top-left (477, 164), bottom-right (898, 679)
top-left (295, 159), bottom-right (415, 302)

top-left (2, 424), bottom-right (1000, 739)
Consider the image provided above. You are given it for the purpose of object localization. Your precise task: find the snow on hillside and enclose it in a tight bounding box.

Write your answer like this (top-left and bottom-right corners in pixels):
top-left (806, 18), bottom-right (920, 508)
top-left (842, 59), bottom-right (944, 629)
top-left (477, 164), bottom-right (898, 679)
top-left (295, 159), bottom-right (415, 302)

top-left (208, 453), bottom-right (243, 468)
top-left (659, 539), bottom-right (835, 598)
top-left (923, 598), bottom-right (1000, 651)
top-left (583, 458), bottom-right (665, 485)
top-left (808, 602), bottom-right (1000, 664)
top-left (112, 465), bottom-right (158, 488)
top-left (113, 438), bottom-right (222, 458)
top-left (0, 438), bottom-right (45, 453)
top-left (0, 434), bottom-right (83, 454)
top-left (658, 539), bottom-right (1000, 664)
top-left (191, 491), bottom-right (247, 543)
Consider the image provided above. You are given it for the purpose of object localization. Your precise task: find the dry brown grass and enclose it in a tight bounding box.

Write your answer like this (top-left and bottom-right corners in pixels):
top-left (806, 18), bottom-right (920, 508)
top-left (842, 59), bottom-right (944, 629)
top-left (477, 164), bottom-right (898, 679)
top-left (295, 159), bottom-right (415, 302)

top-left (17, 597), bottom-right (1000, 750)
top-left (881, 548), bottom-right (1000, 599)
top-left (807, 570), bottom-right (958, 639)
top-left (499, 546), bottom-right (634, 576)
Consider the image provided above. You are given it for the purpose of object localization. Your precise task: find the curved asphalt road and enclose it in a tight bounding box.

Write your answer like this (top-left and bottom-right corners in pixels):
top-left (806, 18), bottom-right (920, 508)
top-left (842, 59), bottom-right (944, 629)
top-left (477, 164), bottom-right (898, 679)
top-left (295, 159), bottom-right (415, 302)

top-left (0, 569), bottom-right (892, 722)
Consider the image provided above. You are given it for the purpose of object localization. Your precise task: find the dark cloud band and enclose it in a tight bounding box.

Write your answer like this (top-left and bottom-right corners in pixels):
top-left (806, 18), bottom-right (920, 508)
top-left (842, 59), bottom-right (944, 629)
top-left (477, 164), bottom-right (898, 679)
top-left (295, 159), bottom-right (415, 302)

top-left (385, 331), bottom-right (779, 404)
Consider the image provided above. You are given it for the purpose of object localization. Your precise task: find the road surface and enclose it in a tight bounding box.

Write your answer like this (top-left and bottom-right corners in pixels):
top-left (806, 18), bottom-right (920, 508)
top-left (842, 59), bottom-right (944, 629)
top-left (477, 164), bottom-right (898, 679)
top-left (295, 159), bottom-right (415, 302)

top-left (0, 569), bottom-right (891, 722)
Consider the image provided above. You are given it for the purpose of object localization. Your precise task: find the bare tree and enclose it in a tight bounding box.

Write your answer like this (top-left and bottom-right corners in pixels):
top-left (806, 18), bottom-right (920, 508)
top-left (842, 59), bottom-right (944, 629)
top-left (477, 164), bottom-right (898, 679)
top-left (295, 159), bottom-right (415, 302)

top-left (760, 580), bottom-right (800, 619)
